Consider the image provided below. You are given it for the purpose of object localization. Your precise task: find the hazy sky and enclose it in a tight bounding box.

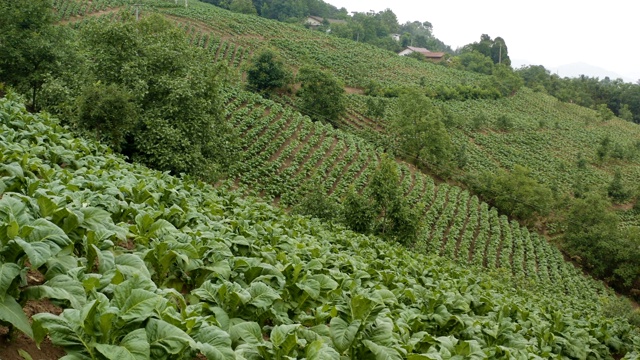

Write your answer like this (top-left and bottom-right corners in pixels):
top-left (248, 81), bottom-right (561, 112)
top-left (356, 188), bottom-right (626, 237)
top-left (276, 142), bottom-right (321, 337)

top-left (324, 0), bottom-right (640, 82)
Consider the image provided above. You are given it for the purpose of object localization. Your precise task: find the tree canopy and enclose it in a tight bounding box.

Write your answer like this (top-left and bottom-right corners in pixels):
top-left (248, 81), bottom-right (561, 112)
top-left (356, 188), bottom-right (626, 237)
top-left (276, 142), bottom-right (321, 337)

top-left (391, 89), bottom-right (453, 172)
top-left (0, 0), bottom-right (65, 110)
top-left (296, 66), bottom-right (346, 125)
top-left (246, 49), bottom-right (291, 97)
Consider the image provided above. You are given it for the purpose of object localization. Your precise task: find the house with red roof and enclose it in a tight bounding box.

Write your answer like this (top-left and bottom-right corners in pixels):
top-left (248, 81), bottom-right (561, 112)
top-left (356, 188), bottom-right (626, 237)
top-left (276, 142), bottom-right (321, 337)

top-left (398, 46), bottom-right (445, 61)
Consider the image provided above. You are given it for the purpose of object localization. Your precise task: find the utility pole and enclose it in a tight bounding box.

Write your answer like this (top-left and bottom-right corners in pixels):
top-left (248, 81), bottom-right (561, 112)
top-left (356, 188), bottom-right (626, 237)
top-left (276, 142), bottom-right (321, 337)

top-left (499, 43), bottom-right (502, 64)
top-left (133, 3), bottom-right (141, 21)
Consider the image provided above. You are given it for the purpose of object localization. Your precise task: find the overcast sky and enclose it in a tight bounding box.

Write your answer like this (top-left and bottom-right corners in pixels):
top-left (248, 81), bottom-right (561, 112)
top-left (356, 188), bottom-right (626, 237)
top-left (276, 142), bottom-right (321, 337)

top-left (324, 0), bottom-right (640, 82)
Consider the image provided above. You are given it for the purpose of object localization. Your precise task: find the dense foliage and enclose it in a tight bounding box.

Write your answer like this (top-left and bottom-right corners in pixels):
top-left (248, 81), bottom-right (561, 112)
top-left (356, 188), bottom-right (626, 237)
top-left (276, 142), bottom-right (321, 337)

top-left (2, 0), bottom-right (632, 299)
top-left (0, 0), bottom-right (67, 110)
top-left (246, 49), bottom-right (292, 97)
top-left (1, 94), bottom-right (639, 359)
top-left (517, 65), bottom-right (640, 123)
top-left (459, 34), bottom-right (511, 66)
top-left (296, 66), bottom-right (346, 125)
top-left (38, 12), bottom-right (238, 180)
top-left (390, 90), bottom-right (453, 172)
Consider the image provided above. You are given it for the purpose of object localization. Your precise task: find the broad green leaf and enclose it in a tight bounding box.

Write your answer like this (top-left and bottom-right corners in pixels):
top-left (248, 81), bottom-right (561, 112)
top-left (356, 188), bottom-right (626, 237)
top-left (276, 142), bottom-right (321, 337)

top-left (79, 207), bottom-right (114, 232)
top-left (436, 336), bottom-right (458, 352)
top-left (0, 195), bottom-right (30, 228)
top-left (0, 262), bottom-right (21, 301)
top-left (118, 289), bottom-right (163, 323)
top-left (24, 218), bottom-right (72, 248)
top-left (2, 162), bottom-right (24, 178)
top-left (371, 289), bottom-right (397, 306)
top-left (112, 276), bottom-right (157, 309)
top-left (350, 294), bottom-right (375, 322)
top-left (311, 274), bottom-right (338, 291)
top-left (58, 354), bottom-right (92, 360)
top-left (270, 324), bottom-right (299, 351)
top-left (204, 260), bottom-right (231, 280)
top-left (25, 274), bottom-right (86, 309)
top-left (368, 317), bottom-right (395, 347)
top-left (305, 340), bottom-right (340, 360)
top-left (230, 321), bottom-right (263, 345)
top-left (362, 340), bottom-right (403, 360)
top-left (297, 278), bottom-right (321, 299)
top-left (329, 317), bottom-right (360, 353)
top-left (248, 281), bottom-right (281, 308)
top-left (146, 318), bottom-right (194, 357)
top-left (407, 355), bottom-right (438, 360)
top-left (454, 340), bottom-right (485, 359)
top-left (46, 254), bottom-right (81, 278)
top-left (33, 312), bottom-right (83, 348)
top-left (95, 329), bottom-right (150, 360)
top-left (0, 295), bottom-right (33, 338)
top-left (13, 238), bottom-right (52, 269)
top-left (37, 195), bottom-right (58, 218)
top-left (192, 325), bottom-right (235, 360)
top-left (192, 281), bottom-right (219, 303)
top-left (115, 254), bottom-right (151, 279)
top-left (304, 259), bottom-right (323, 271)
top-left (18, 349), bottom-right (34, 360)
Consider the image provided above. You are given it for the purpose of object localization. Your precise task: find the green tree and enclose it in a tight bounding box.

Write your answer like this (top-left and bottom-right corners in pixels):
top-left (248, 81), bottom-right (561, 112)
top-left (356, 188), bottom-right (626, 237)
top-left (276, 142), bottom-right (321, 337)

top-left (296, 66), bottom-right (346, 125)
top-left (495, 114), bottom-right (514, 131)
top-left (391, 90), bottom-right (453, 171)
top-left (607, 170), bottom-right (630, 203)
top-left (229, 0), bottom-right (257, 14)
top-left (596, 135), bottom-right (612, 161)
top-left (76, 83), bottom-right (137, 152)
top-left (367, 155), bottom-right (419, 243)
top-left (451, 51), bottom-right (494, 75)
top-left (461, 34), bottom-right (510, 66)
top-left (341, 186), bottom-right (375, 233)
top-left (471, 112), bottom-right (489, 130)
top-left (474, 165), bottom-right (553, 222)
top-left (619, 104), bottom-right (634, 121)
top-left (595, 103), bottom-right (615, 121)
top-left (77, 15), bottom-right (236, 180)
top-left (491, 64), bottom-right (523, 96)
top-left (294, 180), bottom-right (341, 222)
top-left (563, 194), bottom-right (619, 278)
top-left (0, 0), bottom-right (65, 110)
top-left (490, 36), bottom-right (510, 66)
top-left (246, 49), bottom-right (291, 97)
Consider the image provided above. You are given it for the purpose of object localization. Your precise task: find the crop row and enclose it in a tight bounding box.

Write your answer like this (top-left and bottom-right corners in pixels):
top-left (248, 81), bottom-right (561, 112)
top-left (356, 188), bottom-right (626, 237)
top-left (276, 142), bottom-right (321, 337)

top-left (2, 95), bottom-right (638, 359)
top-left (219, 88), bottom-right (611, 301)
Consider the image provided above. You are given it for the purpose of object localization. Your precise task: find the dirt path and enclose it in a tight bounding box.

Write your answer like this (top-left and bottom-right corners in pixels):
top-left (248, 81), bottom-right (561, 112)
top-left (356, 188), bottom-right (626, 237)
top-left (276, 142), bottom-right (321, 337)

top-left (58, 6), bottom-right (123, 25)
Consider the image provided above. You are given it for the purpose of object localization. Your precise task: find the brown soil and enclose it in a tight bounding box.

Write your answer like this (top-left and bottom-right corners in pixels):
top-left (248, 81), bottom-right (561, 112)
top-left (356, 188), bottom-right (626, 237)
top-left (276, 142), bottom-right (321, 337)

top-left (0, 300), bottom-right (65, 360)
top-left (344, 87), bottom-right (364, 95)
top-left (57, 7), bottom-right (123, 25)
top-left (612, 202), bottom-right (635, 211)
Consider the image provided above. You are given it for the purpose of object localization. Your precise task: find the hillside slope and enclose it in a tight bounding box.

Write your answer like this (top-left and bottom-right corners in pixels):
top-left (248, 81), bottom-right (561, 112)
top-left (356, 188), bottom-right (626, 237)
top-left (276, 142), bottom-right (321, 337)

top-left (0, 93), bottom-right (639, 359)
top-left (51, 0), bottom-right (640, 296)
top-left (143, 0), bottom-right (640, 208)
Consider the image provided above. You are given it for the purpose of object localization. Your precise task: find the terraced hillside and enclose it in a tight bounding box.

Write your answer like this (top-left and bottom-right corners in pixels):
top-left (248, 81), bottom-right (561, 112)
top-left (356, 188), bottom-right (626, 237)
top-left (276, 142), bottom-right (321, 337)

top-left (221, 89), bottom-right (607, 300)
top-left (51, 1), bottom-right (640, 294)
top-left (1, 94), bottom-right (639, 359)
top-left (60, 1), bottom-right (640, 206)
top-left (142, 0), bottom-right (640, 206)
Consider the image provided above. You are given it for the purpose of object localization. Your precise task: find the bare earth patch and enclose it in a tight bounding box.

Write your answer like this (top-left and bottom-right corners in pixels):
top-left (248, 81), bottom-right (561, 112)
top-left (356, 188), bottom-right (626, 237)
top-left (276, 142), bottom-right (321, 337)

top-left (0, 300), bottom-right (65, 360)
